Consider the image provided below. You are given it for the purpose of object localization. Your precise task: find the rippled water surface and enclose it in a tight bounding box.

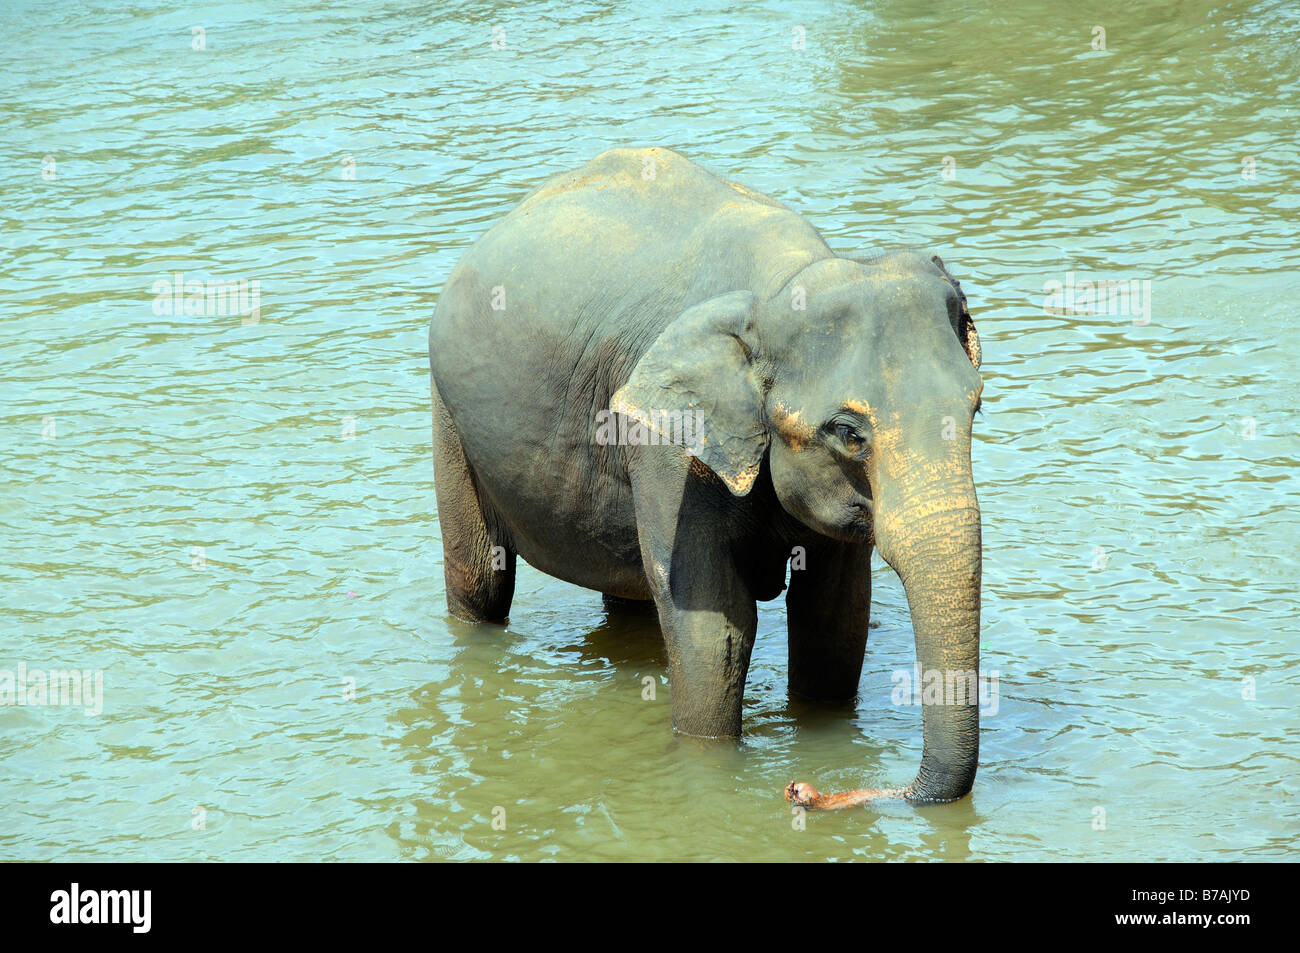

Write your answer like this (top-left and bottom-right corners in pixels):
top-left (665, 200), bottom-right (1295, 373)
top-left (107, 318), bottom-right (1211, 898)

top-left (2, 0), bottom-right (1298, 861)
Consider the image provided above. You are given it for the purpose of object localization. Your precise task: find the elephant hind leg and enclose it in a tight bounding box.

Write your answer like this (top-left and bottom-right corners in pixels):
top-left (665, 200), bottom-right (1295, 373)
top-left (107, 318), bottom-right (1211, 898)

top-left (432, 378), bottom-right (515, 623)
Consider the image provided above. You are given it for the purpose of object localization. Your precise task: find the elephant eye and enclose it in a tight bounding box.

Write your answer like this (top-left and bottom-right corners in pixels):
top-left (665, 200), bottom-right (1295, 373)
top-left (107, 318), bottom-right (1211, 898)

top-left (833, 422), bottom-right (867, 454)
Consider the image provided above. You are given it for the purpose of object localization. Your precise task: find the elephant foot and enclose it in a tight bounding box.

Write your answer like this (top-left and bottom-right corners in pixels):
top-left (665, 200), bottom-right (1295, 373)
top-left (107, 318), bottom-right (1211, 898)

top-left (784, 780), bottom-right (908, 811)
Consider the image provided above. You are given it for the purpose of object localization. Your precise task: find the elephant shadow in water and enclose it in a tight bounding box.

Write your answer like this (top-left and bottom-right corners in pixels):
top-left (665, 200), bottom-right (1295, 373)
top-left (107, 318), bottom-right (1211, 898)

top-left (564, 595), bottom-right (668, 678)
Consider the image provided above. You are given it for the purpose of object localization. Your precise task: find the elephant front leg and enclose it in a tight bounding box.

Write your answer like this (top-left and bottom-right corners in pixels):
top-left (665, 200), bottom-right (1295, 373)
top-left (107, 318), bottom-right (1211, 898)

top-left (629, 453), bottom-right (759, 737)
top-left (637, 530), bottom-right (757, 739)
top-left (786, 539), bottom-right (872, 701)
top-left (654, 570), bottom-right (758, 738)
top-left (665, 595), bottom-right (759, 738)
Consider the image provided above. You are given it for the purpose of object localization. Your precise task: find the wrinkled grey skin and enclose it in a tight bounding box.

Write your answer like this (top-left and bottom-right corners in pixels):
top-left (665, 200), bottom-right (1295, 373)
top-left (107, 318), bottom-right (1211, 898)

top-left (430, 148), bottom-right (984, 804)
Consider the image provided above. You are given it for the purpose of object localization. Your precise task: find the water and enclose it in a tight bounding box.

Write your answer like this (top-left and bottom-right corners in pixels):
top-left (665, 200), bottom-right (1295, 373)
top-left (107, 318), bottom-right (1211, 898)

top-left (2, 0), bottom-right (1297, 861)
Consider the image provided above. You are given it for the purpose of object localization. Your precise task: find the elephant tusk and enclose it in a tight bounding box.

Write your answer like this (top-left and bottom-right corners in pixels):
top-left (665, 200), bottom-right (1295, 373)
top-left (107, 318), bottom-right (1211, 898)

top-left (784, 780), bottom-right (910, 811)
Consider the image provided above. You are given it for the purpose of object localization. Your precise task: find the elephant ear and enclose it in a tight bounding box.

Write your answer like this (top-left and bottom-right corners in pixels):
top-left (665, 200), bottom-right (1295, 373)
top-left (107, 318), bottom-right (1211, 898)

top-left (931, 254), bottom-right (981, 371)
top-left (610, 291), bottom-right (768, 495)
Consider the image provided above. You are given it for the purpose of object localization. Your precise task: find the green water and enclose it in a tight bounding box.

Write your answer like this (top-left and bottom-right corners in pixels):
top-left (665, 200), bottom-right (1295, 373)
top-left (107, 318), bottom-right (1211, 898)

top-left (2, 0), bottom-right (1297, 861)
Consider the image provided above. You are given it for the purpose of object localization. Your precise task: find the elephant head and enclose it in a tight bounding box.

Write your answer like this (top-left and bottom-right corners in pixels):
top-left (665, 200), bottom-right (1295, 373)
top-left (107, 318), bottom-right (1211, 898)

top-left (611, 250), bottom-right (983, 803)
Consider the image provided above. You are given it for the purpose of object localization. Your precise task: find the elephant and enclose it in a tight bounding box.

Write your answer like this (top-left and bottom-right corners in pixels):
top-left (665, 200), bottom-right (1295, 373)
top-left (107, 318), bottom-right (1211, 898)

top-left (428, 147), bottom-right (984, 806)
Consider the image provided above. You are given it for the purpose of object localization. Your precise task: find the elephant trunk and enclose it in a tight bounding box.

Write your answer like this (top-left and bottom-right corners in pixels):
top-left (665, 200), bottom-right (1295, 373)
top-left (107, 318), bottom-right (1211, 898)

top-left (785, 475), bottom-right (982, 811)
top-left (783, 431), bottom-right (984, 812)
top-left (874, 475), bottom-right (982, 803)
